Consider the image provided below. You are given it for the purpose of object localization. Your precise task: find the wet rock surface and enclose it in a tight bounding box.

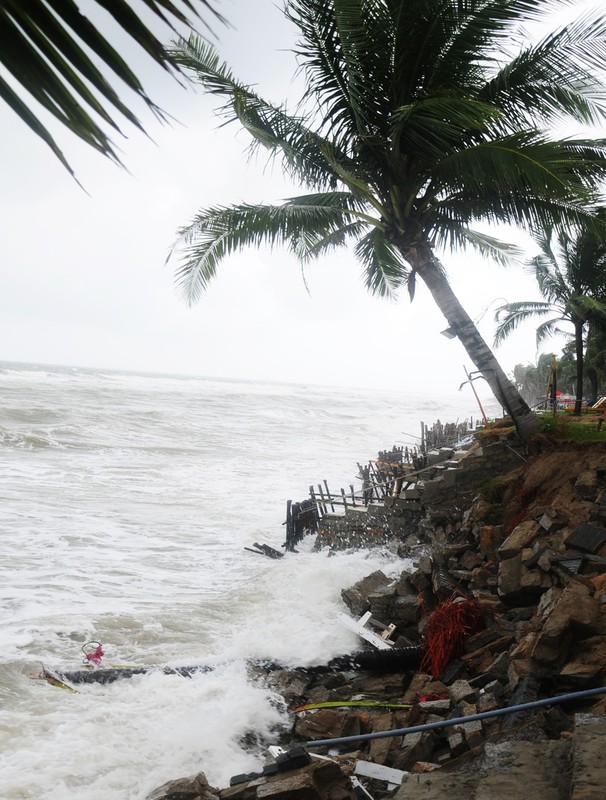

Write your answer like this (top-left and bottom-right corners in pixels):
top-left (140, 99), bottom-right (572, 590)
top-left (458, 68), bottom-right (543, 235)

top-left (149, 436), bottom-right (606, 800)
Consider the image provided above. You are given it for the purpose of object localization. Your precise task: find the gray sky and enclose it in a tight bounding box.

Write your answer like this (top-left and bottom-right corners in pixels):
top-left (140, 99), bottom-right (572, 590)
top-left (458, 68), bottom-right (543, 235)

top-left (0, 0), bottom-right (597, 395)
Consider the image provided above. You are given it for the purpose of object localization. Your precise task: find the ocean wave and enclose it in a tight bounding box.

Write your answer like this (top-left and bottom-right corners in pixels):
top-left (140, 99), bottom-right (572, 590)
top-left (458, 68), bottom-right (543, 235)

top-left (0, 428), bottom-right (65, 449)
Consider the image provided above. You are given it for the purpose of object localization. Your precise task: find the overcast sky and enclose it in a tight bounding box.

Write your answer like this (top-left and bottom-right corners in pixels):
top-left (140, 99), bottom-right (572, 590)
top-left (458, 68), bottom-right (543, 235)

top-left (1, 0), bottom-right (600, 396)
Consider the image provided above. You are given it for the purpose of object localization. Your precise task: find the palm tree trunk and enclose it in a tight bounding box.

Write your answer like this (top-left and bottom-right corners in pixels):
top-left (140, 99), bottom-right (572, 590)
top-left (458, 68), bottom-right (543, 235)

top-left (403, 244), bottom-right (540, 442)
top-left (574, 319), bottom-right (584, 416)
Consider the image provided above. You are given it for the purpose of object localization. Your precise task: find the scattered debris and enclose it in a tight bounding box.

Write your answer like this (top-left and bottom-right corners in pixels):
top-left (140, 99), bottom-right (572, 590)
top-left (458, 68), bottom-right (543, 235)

top-left (337, 610), bottom-right (396, 650)
top-left (244, 542), bottom-right (284, 559)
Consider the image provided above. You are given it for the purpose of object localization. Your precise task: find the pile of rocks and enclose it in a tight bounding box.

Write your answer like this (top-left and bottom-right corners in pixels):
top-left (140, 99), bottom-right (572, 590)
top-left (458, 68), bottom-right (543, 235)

top-left (149, 437), bottom-right (606, 800)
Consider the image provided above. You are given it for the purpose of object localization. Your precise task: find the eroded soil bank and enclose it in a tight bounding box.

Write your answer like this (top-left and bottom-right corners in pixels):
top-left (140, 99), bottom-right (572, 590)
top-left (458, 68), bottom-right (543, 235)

top-left (149, 433), bottom-right (606, 800)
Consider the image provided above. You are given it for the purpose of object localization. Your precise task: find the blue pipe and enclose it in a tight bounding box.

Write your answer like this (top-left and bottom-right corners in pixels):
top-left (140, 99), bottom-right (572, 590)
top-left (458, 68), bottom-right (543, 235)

top-left (306, 685), bottom-right (606, 748)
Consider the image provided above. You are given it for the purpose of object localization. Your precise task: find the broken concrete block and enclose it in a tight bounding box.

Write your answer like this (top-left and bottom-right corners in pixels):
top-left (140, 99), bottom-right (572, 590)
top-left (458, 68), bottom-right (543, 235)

top-left (341, 570), bottom-right (392, 616)
top-left (498, 521), bottom-right (540, 559)
top-left (391, 731), bottom-right (438, 772)
top-left (354, 760), bottom-right (406, 790)
top-left (447, 730), bottom-right (466, 757)
top-left (448, 680), bottom-right (477, 705)
top-left (458, 719), bottom-right (484, 749)
top-left (575, 470), bottom-right (600, 501)
top-left (148, 772), bottom-right (220, 800)
top-left (538, 512), bottom-right (568, 534)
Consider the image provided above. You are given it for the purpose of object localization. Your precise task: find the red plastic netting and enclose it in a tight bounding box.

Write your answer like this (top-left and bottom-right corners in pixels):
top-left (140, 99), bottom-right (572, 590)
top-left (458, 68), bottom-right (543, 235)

top-left (420, 595), bottom-right (485, 679)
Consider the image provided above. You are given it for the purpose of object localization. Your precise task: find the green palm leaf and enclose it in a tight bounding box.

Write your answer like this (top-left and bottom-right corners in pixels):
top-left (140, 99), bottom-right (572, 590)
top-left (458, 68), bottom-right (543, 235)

top-left (482, 12), bottom-right (606, 127)
top-left (0, 0), bottom-right (224, 175)
top-left (172, 196), bottom-right (367, 303)
top-left (355, 228), bottom-right (409, 298)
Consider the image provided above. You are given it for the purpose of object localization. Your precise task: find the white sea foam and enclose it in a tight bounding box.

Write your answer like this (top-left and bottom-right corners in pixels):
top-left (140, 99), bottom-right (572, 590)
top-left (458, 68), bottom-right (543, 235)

top-left (0, 362), bottom-right (500, 799)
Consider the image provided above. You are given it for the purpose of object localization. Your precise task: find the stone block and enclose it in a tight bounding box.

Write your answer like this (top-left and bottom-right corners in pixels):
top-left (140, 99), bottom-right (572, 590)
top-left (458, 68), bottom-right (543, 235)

top-left (458, 719), bottom-right (484, 749)
top-left (391, 731), bottom-right (438, 772)
top-left (390, 594), bottom-right (421, 624)
top-left (498, 521), bottom-right (540, 560)
top-left (442, 468), bottom-right (458, 488)
top-left (220, 782), bottom-right (261, 799)
top-left (418, 698), bottom-right (451, 714)
top-left (418, 479), bottom-right (444, 502)
top-left (294, 708), bottom-right (361, 744)
top-left (426, 449), bottom-right (442, 466)
top-left (448, 680), bottom-right (478, 705)
top-left (368, 713), bottom-right (397, 764)
top-left (478, 525), bottom-right (503, 560)
top-left (559, 636), bottom-right (606, 682)
top-left (255, 772), bottom-right (320, 799)
top-left (507, 657), bottom-right (537, 689)
top-left (542, 581), bottom-right (598, 637)
top-left (447, 731), bottom-right (466, 757)
top-left (539, 511), bottom-right (568, 533)
top-left (498, 555), bottom-right (546, 605)
top-left (341, 570), bottom-right (392, 616)
top-left (149, 772), bottom-right (220, 800)
top-left (477, 693), bottom-right (499, 713)
top-left (575, 470), bottom-right (600, 501)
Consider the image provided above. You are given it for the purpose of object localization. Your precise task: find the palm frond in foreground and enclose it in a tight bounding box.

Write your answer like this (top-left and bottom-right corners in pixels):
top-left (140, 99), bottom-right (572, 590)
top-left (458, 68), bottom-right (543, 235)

top-left (0, 0), bottom-right (225, 175)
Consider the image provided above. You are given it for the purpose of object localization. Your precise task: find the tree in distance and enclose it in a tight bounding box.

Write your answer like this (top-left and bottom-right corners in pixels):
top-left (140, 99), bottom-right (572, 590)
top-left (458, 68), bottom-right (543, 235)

top-left (495, 218), bottom-right (606, 414)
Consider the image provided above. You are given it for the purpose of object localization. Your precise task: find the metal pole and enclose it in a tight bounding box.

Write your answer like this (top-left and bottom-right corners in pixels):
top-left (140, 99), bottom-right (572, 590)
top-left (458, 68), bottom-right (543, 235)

top-left (463, 365), bottom-right (488, 425)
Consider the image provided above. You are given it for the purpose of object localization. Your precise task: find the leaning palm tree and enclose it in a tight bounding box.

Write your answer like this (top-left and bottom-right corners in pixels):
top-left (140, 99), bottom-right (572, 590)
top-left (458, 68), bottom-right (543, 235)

top-left (494, 224), bottom-right (606, 414)
top-left (170, 0), bottom-right (606, 442)
top-left (0, 1), bottom-right (224, 176)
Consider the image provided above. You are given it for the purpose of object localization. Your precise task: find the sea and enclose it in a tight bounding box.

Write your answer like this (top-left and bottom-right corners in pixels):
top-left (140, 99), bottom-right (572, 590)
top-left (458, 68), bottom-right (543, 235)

top-left (0, 361), bottom-right (499, 799)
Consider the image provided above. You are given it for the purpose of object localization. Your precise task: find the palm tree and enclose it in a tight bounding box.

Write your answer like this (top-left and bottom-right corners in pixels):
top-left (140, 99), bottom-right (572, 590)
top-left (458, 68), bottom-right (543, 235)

top-left (169, 0), bottom-right (606, 442)
top-left (494, 224), bottom-right (606, 414)
top-left (511, 353), bottom-right (557, 407)
top-left (0, 1), bottom-right (224, 176)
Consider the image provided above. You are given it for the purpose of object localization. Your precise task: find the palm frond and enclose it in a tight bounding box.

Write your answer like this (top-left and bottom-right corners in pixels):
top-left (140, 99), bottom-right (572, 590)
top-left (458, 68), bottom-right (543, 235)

top-left (434, 225), bottom-right (523, 267)
top-left (493, 300), bottom-right (553, 346)
top-left (429, 136), bottom-right (606, 245)
top-left (171, 34), bottom-right (355, 191)
top-left (535, 318), bottom-right (570, 346)
top-left (481, 9), bottom-right (606, 128)
top-left (171, 196), bottom-right (367, 303)
top-left (286, 0), bottom-right (394, 147)
top-left (355, 228), bottom-right (409, 298)
top-left (1, 0), bottom-right (224, 175)
top-left (391, 96), bottom-right (501, 161)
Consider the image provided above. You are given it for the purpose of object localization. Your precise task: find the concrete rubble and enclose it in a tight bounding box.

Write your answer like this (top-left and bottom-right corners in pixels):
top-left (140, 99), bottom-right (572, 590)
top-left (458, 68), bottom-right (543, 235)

top-left (148, 430), bottom-right (606, 800)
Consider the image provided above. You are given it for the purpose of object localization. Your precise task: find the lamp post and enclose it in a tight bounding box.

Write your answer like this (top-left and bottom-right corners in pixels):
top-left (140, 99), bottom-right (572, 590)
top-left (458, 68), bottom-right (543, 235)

top-left (459, 367), bottom-right (489, 425)
top-left (440, 297), bottom-right (509, 340)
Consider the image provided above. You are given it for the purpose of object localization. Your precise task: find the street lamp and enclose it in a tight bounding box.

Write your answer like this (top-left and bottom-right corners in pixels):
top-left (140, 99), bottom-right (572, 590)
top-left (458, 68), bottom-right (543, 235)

top-left (440, 297), bottom-right (509, 340)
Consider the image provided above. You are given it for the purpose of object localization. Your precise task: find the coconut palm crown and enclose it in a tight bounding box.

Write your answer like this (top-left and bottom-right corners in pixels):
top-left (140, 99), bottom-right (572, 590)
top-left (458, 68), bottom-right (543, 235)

top-left (494, 221), bottom-right (606, 414)
top-left (170, 0), bottom-right (606, 441)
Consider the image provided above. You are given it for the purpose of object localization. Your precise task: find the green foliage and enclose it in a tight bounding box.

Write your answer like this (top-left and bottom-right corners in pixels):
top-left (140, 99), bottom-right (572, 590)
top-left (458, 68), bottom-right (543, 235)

top-left (496, 220), bottom-right (606, 412)
top-left (1, 0), bottom-right (224, 175)
top-left (511, 353), bottom-right (557, 405)
top-left (171, 1), bottom-right (606, 301)
top-left (538, 413), bottom-right (606, 442)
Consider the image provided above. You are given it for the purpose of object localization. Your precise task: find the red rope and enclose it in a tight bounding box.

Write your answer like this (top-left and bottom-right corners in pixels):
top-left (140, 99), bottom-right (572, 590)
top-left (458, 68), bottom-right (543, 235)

top-left (420, 596), bottom-right (484, 679)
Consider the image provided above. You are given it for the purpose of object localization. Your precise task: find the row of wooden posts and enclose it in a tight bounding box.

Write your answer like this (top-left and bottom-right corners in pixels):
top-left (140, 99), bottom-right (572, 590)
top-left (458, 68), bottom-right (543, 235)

top-left (283, 418), bottom-right (480, 549)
